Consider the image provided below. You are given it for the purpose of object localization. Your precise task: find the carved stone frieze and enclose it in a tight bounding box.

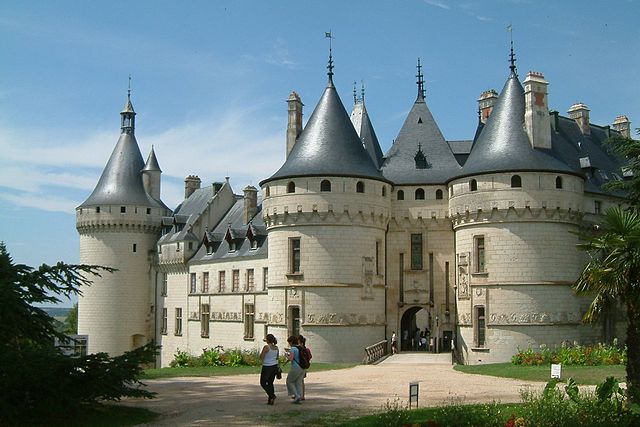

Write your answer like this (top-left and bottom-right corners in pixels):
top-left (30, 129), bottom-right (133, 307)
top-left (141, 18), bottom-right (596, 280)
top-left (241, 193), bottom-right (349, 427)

top-left (305, 312), bottom-right (385, 326)
top-left (211, 311), bottom-right (242, 321)
top-left (489, 311), bottom-right (582, 325)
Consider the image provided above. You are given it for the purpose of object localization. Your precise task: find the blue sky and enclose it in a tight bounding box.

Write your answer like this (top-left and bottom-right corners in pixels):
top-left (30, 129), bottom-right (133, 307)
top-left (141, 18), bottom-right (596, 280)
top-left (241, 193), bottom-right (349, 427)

top-left (1, 1), bottom-right (638, 306)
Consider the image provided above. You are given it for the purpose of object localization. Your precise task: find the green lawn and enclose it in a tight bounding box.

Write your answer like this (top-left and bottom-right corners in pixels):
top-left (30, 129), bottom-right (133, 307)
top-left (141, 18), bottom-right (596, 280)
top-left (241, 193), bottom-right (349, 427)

top-left (14, 404), bottom-right (158, 427)
top-left (141, 362), bottom-right (357, 379)
top-left (454, 362), bottom-right (626, 385)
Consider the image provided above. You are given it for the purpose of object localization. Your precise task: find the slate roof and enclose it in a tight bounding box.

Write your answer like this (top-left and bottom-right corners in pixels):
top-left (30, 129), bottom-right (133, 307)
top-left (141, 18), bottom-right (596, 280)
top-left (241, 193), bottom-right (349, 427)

top-left (351, 99), bottom-right (384, 169)
top-left (456, 70), bottom-right (577, 180)
top-left (261, 77), bottom-right (386, 185)
top-left (79, 129), bottom-right (162, 209)
top-left (142, 146), bottom-right (162, 172)
top-left (381, 93), bottom-right (462, 184)
top-left (192, 197), bottom-right (267, 262)
top-left (158, 185), bottom-right (221, 244)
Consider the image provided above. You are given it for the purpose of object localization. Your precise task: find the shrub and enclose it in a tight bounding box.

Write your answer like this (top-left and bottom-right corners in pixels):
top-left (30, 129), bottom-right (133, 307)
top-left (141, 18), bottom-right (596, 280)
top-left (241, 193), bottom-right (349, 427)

top-left (376, 397), bottom-right (409, 427)
top-left (512, 342), bottom-right (626, 366)
top-left (170, 349), bottom-right (198, 367)
top-left (200, 347), bottom-right (224, 366)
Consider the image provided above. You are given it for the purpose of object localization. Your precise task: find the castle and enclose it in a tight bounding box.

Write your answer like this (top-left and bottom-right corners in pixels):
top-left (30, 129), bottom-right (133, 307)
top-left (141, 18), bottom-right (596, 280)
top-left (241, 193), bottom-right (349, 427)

top-left (77, 50), bottom-right (631, 366)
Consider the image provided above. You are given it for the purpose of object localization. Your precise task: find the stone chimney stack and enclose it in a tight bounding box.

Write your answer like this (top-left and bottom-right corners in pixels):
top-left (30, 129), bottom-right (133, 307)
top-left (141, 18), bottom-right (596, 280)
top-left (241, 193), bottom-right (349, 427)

top-left (568, 103), bottom-right (591, 135)
top-left (243, 185), bottom-right (258, 224)
top-left (286, 91), bottom-right (304, 158)
top-left (478, 89), bottom-right (498, 124)
top-left (524, 71), bottom-right (552, 150)
top-left (612, 115), bottom-right (631, 138)
top-left (184, 175), bottom-right (201, 199)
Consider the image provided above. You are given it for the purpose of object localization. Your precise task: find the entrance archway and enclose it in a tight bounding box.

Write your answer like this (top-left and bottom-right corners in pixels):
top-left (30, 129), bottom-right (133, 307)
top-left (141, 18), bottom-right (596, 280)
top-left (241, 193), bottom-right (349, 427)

top-left (400, 306), bottom-right (431, 351)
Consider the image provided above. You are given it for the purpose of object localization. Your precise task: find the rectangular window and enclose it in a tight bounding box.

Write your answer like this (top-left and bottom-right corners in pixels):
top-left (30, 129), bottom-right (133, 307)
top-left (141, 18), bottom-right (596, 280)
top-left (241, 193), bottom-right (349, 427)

top-left (201, 304), bottom-right (210, 338)
top-left (120, 206), bottom-right (126, 213)
top-left (232, 269), bottom-right (240, 292)
top-left (175, 307), bottom-right (183, 336)
top-left (474, 306), bottom-right (486, 347)
top-left (429, 253), bottom-right (434, 303)
top-left (445, 262), bottom-right (450, 311)
top-left (202, 272), bottom-right (209, 293)
top-left (262, 267), bottom-right (268, 291)
top-left (399, 253), bottom-right (404, 303)
top-left (161, 308), bottom-right (167, 334)
top-left (161, 273), bottom-right (168, 296)
top-left (218, 271), bottom-right (226, 293)
top-left (244, 303), bottom-right (255, 339)
top-left (594, 200), bottom-right (602, 215)
top-left (190, 273), bottom-right (197, 293)
top-left (132, 243), bottom-right (137, 253)
top-left (475, 236), bottom-right (486, 273)
top-left (290, 237), bottom-right (301, 273)
top-left (147, 208), bottom-right (151, 215)
top-left (375, 240), bottom-right (381, 275)
top-left (410, 234), bottom-right (423, 270)
top-left (247, 269), bottom-right (255, 292)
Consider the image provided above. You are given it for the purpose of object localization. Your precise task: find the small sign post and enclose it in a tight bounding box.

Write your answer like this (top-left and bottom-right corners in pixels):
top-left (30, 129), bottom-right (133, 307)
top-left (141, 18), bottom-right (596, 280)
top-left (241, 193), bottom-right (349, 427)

top-left (409, 381), bottom-right (419, 408)
top-left (551, 363), bottom-right (562, 379)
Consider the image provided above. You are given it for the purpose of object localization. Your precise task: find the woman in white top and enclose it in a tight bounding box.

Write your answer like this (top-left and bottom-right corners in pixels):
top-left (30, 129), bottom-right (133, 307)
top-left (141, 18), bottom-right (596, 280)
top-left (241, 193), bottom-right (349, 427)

top-left (259, 333), bottom-right (279, 405)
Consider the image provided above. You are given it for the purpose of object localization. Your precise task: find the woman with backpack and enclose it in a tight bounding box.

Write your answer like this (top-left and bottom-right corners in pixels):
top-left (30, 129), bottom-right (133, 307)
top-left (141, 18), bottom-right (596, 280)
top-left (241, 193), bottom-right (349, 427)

top-left (297, 335), bottom-right (312, 400)
top-left (285, 335), bottom-right (305, 404)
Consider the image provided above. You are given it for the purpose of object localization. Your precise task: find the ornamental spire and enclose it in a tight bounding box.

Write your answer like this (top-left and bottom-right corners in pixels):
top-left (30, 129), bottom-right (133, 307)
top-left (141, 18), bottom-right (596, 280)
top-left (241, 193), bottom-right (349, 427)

top-left (325, 31), bottom-right (334, 83)
top-left (416, 58), bottom-right (425, 100)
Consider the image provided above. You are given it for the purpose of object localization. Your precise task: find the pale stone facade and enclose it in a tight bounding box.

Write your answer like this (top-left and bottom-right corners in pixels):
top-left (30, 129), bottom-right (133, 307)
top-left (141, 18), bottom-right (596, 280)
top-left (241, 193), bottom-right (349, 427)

top-left (77, 60), bottom-right (630, 367)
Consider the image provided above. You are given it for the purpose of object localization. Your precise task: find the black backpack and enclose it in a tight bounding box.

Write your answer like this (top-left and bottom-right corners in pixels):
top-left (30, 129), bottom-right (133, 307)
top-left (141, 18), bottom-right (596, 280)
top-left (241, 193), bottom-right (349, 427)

top-left (296, 345), bottom-right (311, 369)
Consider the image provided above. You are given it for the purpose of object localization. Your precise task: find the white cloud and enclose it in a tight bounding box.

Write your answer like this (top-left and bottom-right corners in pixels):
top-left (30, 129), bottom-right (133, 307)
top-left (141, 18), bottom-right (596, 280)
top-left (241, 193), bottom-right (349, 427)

top-left (0, 192), bottom-right (78, 213)
top-left (424, 0), bottom-right (451, 10)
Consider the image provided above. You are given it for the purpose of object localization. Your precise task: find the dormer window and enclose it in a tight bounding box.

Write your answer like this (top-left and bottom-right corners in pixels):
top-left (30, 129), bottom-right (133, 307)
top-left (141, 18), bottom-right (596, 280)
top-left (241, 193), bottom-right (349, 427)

top-left (251, 239), bottom-right (258, 250)
top-left (356, 181), bottom-right (365, 193)
top-left (469, 179), bottom-right (478, 192)
top-left (320, 180), bottom-right (331, 192)
top-left (287, 181), bottom-right (295, 193)
top-left (511, 175), bottom-right (522, 188)
top-left (207, 244), bottom-right (214, 255)
top-left (414, 144), bottom-right (428, 169)
top-left (230, 242), bottom-right (236, 252)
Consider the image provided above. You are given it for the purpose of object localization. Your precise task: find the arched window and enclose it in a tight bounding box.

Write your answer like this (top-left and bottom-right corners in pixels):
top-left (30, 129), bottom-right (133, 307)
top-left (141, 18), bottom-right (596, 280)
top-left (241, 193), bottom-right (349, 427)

top-left (382, 187), bottom-right (386, 197)
top-left (415, 188), bottom-right (425, 200)
top-left (470, 179), bottom-right (478, 192)
top-left (397, 190), bottom-right (404, 200)
top-left (356, 181), bottom-right (365, 193)
top-left (555, 176), bottom-right (563, 189)
top-left (320, 179), bottom-right (331, 192)
top-left (435, 189), bottom-right (443, 200)
top-left (287, 181), bottom-right (295, 193)
top-left (511, 175), bottom-right (522, 188)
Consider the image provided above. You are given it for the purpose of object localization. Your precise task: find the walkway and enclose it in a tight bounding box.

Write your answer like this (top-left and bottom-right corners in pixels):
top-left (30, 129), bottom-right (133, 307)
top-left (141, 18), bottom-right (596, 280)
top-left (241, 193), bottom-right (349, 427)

top-left (124, 353), bottom-right (546, 426)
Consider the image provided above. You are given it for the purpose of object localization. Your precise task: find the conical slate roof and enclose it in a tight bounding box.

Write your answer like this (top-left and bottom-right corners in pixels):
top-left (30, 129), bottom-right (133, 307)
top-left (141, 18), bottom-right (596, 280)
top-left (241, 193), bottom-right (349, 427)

top-left (351, 99), bottom-right (384, 169)
top-left (381, 93), bottom-right (461, 184)
top-left (142, 146), bottom-right (162, 172)
top-left (79, 100), bottom-right (161, 208)
top-left (261, 79), bottom-right (386, 185)
top-left (457, 70), bottom-right (575, 180)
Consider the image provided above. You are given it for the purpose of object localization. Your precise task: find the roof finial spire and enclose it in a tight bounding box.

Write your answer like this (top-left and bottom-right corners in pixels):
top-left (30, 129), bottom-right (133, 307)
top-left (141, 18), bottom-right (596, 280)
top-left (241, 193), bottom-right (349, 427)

top-left (361, 80), bottom-right (365, 102)
top-left (507, 24), bottom-right (517, 74)
top-left (416, 57), bottom-right (425, 99)
top-left (325, 31), bottom-right (334, 82)
top-left (127, 74), bottom-right (132, 99)
top-left (353, 81), bottom-right (357, 104)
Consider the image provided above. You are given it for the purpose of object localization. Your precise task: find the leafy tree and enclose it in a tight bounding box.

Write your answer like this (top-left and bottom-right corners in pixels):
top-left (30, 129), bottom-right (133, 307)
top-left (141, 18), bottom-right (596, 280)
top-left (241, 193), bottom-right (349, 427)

top-left (0, 243), bottom-right (159, 424)
top-left (64, 302), bottom-right (78, 334)
top-left (603, 128), bottom-right (640, 205)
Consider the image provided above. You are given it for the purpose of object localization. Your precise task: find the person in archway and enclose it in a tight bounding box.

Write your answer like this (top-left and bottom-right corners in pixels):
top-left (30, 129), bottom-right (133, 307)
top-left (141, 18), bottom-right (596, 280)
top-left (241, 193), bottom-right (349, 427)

top-left (391, 332), bottom-right (398, 354)
top-left (414, 329), bottom-right (421, 351)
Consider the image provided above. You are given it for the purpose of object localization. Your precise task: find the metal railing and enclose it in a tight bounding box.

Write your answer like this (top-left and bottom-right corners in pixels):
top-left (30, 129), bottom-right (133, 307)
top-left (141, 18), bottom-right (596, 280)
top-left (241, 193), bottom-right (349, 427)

top-left (364, 339), bottom-right (388, 364)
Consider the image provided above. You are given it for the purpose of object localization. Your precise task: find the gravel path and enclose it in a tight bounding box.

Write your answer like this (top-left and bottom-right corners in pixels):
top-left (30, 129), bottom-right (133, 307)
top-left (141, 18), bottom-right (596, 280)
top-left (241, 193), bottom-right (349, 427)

top-left (122, 354), bottom-right (548, 426)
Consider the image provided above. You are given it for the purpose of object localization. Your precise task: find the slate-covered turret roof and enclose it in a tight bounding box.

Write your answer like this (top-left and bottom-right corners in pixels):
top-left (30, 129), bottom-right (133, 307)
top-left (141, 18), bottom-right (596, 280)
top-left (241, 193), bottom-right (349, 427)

top-left (456, 70), bottom-right (576, 180)
top-left (351, 99), bottom-right (384, 169)
top-left (381, 86), bottom-right (461, 185)
top-left (79, 96), bottom-right (161, 208)
top-left (142, 146), bottom-right (162, 172)
top-left (261, 63), bottom-right (386, 185)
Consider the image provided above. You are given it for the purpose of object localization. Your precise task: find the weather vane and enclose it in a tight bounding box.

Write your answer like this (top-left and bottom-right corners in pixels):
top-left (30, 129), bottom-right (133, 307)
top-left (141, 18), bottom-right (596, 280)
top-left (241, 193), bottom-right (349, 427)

top-left (507, 24), bottom-right (516, 73)
top-left (325, 31), bottom-right (334, 79)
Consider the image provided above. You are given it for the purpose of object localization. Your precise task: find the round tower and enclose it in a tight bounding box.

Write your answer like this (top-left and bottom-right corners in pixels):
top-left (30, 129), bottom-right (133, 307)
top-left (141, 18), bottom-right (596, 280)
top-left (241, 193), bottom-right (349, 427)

top-left (261, 56), bottom-right (391, 362)
top-left (447, 57), bottom-right (598, 364)
top-left (76, 93), bottom-right (168, 356)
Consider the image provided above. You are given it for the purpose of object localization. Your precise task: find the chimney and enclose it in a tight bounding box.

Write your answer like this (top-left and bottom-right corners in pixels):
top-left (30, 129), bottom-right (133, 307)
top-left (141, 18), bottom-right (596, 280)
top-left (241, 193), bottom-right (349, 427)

top-left (477, 89), bottom-right (498, 124)
top-left (286, 91), bottom-right (303, 157)
top-left (184, 175), bottom-right (201, 199)
top-left (243, 185), bottom-right (258, 224)
top-left (524, 71), bottom-right (552, 150)
top-left (612, 115), bottom-right (631, 138)
top-left (568, 103), bottom-right (591, 135)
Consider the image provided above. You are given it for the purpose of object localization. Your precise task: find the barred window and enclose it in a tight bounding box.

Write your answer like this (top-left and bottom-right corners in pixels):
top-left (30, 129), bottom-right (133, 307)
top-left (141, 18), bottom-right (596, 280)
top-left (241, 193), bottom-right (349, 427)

top-left (161, 273), bottom-right (168, 296)
top-left (201, 304), bottom-right (210, 338)
top-left (247, 269), bottom-right (255, 292)
top-left (190, 273), bottom-right (197, 294)
top-left (232, 270), bottom-right (240, 292)
top-left (218, 271), bottom-right (226, 293)
top-left (244, 304), bottom-right (255, 339)
top-left (175, 307), bottom-right (183, 336)
top-left (161, 308), bottom-right (167, 334)
top-left (202, 272), bottom-right (209, 293)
